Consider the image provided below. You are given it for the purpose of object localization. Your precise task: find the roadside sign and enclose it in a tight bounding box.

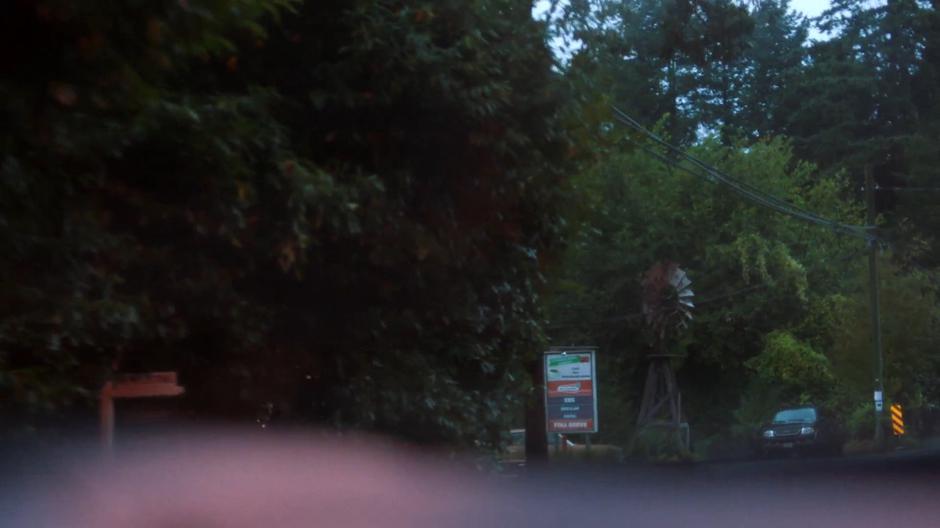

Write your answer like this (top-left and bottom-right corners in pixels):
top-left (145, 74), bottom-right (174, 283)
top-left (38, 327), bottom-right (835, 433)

top-left (105, 372), bottom-right (186, 398)
top-left (100, 371), bottom-right (185, 450)
top-left (544, 348), bottom-right (598, 434)
top-left (890, 403), bottom-right (905, 436)
top-left (874, 390), bottom-right (884, 412)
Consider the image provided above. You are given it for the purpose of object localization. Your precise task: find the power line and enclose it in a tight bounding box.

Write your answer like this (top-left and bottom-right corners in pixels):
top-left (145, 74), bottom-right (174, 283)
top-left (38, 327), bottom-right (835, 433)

top-left (547, 108), bottom-right (881, 333)
top-left (613, 107), bottom-right (872, 239)
top-left (610, 106), bottom-right (878, 242)
top-left (612, 108), bottom-right (819, 214)
top-left (639, 140), bottom-right (872, 239)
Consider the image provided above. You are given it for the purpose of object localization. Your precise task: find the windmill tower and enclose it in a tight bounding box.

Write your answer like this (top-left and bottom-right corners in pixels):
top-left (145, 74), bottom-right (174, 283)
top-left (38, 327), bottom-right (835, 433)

top-left (635, 261), bottom-right (694, 450)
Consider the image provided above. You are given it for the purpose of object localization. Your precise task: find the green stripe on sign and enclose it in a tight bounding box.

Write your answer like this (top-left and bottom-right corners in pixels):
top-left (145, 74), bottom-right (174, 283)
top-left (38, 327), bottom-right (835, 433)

top-left (548, 356), bottom-right (581, 367)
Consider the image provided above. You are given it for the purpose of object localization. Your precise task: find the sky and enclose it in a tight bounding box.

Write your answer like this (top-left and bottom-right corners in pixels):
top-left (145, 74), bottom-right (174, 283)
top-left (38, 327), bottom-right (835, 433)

top-left (790, 0), bottom-right (832, 40)
top-left (789, 0), bottom-right (830, 19)
top-left (534, 1), bottom-right (834, 25)
top-left (533, 0), bottom-right (839, 59)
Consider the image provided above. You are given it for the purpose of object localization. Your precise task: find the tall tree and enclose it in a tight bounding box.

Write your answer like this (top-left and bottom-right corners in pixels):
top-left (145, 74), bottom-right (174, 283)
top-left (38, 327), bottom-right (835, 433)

top-left (558, 0), bottom-right (754, 144)
top-left (731, 0), bottom-right (808, 138)
top-left (795, 0), bottom-right (940, 266)
top-left (0, 0), bottom-right (579, 451)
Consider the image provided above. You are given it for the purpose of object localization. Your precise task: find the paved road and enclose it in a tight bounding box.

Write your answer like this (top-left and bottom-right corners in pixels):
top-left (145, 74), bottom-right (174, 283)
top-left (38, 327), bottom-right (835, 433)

top-left (511, 447), bottom-right (940, 527)
top-left (696, 445), bottom-right (940, 478)
top-left (6, 433), bottom-right (940, 528)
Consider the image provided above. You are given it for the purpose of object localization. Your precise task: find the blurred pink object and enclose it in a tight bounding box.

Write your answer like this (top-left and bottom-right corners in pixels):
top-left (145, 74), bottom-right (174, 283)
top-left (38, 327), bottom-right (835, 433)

top-left (25, 433), bottom-right (488, 528)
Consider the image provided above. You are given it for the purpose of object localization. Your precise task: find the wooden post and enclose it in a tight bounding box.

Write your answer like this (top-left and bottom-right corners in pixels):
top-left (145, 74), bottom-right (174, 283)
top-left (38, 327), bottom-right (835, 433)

top-left (100, 385), bottom-right (114, 451)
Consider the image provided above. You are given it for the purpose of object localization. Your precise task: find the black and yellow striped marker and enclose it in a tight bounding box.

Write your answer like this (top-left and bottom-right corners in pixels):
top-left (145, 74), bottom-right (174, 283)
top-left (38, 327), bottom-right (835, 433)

top-left (890, 403), bottom-right (905, 436)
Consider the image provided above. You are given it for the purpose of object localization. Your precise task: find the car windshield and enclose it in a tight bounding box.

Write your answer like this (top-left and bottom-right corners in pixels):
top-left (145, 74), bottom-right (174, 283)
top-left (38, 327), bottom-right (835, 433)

top-left (8, 1), bottom-right (940, 526)
top-left (773, 408), bottom-right (816, 423)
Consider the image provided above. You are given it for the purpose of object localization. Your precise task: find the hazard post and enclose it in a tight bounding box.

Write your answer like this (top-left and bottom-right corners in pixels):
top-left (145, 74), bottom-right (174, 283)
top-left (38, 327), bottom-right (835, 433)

top-left (890, 403), bottom-right (905, 437)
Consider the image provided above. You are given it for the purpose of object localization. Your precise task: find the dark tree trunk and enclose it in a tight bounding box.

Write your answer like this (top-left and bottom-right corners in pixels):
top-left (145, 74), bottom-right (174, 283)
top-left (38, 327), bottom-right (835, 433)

top-left (524, 354), bottom-right (548, 465)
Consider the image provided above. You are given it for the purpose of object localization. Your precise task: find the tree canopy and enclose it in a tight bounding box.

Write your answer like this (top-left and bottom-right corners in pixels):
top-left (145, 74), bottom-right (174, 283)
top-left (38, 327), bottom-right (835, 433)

top-left (0, 0), bottom-right (579, 450)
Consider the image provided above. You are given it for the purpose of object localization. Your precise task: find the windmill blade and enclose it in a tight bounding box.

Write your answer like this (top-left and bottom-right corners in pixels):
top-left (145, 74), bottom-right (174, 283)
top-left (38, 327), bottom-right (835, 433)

top-left (642, 261), bottom-right (694, 335)
top-left (669, 270), bottom-right (689, 289)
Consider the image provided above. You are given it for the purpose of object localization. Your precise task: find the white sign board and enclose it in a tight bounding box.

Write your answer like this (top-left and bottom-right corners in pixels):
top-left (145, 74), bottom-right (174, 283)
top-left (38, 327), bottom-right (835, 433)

top-left (544, 349), bottom-right (598, 434)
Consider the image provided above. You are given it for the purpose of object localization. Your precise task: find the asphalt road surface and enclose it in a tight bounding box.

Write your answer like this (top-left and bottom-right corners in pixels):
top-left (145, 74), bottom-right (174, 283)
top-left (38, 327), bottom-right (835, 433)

top-left (5, 431), bottom-right (939, 527)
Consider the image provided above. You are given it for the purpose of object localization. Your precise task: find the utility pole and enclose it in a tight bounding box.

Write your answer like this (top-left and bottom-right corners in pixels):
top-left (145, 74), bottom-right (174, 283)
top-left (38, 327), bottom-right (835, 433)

top-left (866, 166), bottom-right (885, 447)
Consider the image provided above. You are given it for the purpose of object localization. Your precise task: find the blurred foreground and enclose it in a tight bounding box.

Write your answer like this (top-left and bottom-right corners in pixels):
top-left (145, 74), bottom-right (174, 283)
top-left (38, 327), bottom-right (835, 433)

top-left (4, 429), bottom-right (940, 527)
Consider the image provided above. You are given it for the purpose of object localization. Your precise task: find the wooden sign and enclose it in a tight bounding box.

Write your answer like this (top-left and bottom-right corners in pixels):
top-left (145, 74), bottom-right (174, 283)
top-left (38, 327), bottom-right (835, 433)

top-left (100, 371), bottom-right (185, 450)
top-left (104, 371), bottom-right (185, 399)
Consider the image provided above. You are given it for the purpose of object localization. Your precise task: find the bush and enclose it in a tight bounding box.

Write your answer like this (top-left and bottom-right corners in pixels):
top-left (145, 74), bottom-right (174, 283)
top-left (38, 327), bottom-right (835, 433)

top-left (630, 427), bottom-right (695, 462)
top-left (845, 401), bottom-right (918, 447)
top-left (845, 403), bottom-right (874, 441)
top-left (693, 433), bottom-right (754, 460)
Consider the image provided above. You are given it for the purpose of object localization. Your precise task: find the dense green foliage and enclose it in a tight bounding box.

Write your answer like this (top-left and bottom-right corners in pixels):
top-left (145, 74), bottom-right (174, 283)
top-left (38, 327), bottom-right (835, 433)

top-left (546, 0), bottom-right (940, 454)
top-left (544, 136), bottom-right (872, 448)
top-left (0, 0), bottom-right (578, 450)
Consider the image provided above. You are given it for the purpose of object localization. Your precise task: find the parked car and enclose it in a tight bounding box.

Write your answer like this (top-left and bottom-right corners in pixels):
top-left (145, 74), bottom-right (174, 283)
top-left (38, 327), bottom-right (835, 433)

top-left (755, 405), bottom-right (844, 457)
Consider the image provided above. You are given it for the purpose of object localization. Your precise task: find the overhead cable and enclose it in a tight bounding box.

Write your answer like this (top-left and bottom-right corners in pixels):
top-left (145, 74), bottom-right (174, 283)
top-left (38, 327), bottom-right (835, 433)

top-left (610, 106), bottom-right (878, 242)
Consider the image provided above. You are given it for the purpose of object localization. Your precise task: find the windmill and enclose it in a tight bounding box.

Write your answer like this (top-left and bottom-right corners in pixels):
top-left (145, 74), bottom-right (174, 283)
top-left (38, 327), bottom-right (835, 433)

top-left (635, 261), bottom-right (694, 450)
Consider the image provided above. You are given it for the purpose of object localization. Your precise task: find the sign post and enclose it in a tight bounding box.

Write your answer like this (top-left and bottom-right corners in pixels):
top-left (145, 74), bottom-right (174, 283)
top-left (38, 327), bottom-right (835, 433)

top-left (544, 348), bottom-right (598, 434)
